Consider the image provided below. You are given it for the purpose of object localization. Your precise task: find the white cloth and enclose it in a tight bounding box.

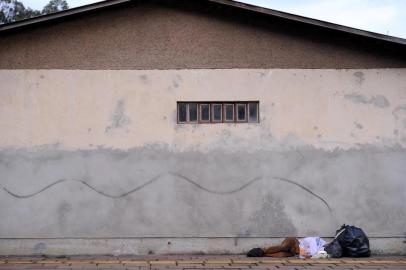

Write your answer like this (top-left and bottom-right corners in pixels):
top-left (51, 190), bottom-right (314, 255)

top-left (299, 237), bottom-right (326, 258)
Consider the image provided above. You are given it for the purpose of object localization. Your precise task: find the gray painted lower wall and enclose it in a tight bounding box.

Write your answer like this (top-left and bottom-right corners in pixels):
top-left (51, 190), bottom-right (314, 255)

top-left (1, 146), bottom-right (405, 255)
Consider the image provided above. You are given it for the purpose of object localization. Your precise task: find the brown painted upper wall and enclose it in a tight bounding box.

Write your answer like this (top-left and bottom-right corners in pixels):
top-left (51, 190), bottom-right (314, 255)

top-left (1, 0), bottom-right (406, 69)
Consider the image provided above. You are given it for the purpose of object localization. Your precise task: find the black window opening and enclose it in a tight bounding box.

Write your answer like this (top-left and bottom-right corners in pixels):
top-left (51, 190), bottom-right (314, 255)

top-left (178, 103), bottom-right (198, 123)
top-left (177, 101), bottom-right (259, 124)
top-left (200, 104), bottom-right (210, 122)
top-left (236, 103), bottom-right (247, 122)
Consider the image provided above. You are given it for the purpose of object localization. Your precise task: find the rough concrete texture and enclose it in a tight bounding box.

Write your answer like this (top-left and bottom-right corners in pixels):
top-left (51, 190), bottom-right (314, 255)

top-left (1, 1), bottom-right (406, 69)
top-left (0, 69), bottom-right (406, 255)
top-left (0, 146), bottom-right (405, 238)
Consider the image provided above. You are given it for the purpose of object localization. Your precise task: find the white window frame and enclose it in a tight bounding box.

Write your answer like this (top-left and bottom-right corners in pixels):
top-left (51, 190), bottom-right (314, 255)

top-left (223, 103), bottom-right (234, 123)
top-left (236, 103), bottom-right (247, 122)
top-left (199, 103), bottom-right (210, 123)
top-left (188, 103), bottom-right (198, 123)
top-left (248, 102), bottom-right (259, 123)
top-left (211, 103), bottom-right (223, 123)
top-left (177, 103), bottom-right (188, 123)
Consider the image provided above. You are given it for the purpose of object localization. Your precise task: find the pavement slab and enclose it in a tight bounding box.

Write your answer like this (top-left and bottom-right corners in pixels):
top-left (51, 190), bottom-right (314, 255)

top-left (0, 255), bottom-right (405, 270)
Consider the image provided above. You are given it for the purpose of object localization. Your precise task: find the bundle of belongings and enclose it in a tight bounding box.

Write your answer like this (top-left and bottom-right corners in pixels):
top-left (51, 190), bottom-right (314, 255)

top-left (247, 224), bottom-right (370, 258)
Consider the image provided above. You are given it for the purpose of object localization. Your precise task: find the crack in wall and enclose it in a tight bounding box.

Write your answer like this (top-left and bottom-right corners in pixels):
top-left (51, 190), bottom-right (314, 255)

top-left (0, 173), bottom-right (331, 212)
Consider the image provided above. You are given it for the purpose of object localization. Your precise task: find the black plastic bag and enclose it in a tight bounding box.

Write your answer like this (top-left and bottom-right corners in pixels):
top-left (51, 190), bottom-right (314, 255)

top-left (335, 224), bottom-right (371, 257)
top-left (247, 247), bottom-right (265, 257)
top-left (324, 239), bottom-right (343, 258)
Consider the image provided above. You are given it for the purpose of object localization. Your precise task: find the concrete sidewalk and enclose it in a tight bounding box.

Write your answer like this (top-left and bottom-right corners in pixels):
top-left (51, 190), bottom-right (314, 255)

top-left (0, 255), bottom-right (405, 270)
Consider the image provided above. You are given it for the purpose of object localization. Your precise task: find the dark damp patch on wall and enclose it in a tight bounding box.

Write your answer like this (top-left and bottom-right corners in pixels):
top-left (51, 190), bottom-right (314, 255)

top-left (344, 93), bottom-right (390, 108)
top-left (105, 99), bottom-right (131, 133)
top-left (0, 145), bottom-right (405, 238)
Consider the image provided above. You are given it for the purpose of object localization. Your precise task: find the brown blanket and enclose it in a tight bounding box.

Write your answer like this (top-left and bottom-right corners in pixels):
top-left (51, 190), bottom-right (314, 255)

top-left (263, 237), bottom-right (300, 257)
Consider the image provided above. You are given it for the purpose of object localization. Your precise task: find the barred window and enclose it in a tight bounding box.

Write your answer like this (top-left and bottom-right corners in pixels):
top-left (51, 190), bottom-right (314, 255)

top-left (177, 101), bottom-right (259, 124)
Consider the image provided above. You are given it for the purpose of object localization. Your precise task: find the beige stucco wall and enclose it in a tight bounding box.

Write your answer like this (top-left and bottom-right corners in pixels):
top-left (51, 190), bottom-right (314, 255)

top-left (1, 69), bottom-right (406, 150)
top-left (0, 69), bottom-right (405, 255)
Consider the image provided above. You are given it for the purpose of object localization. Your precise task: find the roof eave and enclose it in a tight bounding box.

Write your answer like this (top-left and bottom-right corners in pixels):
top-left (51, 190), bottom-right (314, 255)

top-left (0, 0), bottom-right (132, 32)
top-left (211, 0), bottom-right (406, 46)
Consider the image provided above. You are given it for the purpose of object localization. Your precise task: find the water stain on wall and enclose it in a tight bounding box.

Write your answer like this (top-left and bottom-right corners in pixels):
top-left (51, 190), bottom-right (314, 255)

top-left (354, 122), bottom-right (363, 129)
top-left (139, 75), bottom-right (149, 84)
top-left (392, 105), bottom-right (406, 120)
top-left (167, 74), bottom-right (182, 92)
top-left (249, 193), bottom-right (297, 236)
top-left (33, 242), bottom-right (47, 254)
top-left (57, 200), bottom-right (73, 233)
top-left (344, 93), bottom-right (390, 108)
top-left (105, 99), bottom-right (131, 133)
top-left (392, 105), bottom-right (406, 139)
top-left (353, 71), bottom-right (365, 84)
